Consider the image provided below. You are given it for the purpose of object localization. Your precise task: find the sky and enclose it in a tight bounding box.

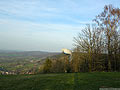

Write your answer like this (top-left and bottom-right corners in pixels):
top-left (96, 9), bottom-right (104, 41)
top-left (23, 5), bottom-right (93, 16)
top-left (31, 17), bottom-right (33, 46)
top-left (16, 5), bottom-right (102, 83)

top-left (0, 0), bottom-right (120, 52)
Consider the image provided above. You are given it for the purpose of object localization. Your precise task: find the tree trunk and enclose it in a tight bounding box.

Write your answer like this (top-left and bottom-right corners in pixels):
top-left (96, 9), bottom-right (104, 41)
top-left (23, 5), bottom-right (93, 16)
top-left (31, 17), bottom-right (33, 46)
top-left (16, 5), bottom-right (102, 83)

top-left (108, 36), bottom-right (111, 71)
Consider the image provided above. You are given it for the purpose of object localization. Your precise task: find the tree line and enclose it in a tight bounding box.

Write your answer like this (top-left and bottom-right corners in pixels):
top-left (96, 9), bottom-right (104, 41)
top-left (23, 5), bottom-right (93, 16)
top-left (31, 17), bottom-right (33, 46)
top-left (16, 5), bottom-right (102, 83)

top-left (43, 5), bottom-right (120, 73)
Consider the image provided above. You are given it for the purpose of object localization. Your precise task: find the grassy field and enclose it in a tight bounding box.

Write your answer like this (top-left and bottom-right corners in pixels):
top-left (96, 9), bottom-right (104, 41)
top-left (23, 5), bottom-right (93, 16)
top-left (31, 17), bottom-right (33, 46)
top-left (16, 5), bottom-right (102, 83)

top-left (0, 72), bottom-right (120, 90)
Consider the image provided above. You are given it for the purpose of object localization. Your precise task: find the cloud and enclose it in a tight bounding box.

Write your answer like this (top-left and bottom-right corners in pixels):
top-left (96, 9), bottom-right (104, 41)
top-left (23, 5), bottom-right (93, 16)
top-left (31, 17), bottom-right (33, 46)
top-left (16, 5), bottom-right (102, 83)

top-left (0, 0), bottom-right (102, 24)
top-left (0, 18), bottom-right (83, 51)
top-left (0, 0), bottom-right (120, 51)
top-left (0, 18), bottom-right (83, 32)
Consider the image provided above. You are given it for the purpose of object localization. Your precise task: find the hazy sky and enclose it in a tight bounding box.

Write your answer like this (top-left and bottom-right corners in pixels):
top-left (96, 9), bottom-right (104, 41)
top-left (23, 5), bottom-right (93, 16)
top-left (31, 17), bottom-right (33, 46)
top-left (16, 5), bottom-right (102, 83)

top-left (0, 0), bottom-right (120, 52)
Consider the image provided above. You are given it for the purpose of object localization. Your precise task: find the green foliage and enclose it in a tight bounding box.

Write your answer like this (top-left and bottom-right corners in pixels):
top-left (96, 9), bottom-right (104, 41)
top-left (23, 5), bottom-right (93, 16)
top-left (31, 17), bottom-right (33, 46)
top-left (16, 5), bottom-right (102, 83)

top-left (43, 58), bottom-right (52, 73)
top-left (51, 59), bottom-right (65, 73)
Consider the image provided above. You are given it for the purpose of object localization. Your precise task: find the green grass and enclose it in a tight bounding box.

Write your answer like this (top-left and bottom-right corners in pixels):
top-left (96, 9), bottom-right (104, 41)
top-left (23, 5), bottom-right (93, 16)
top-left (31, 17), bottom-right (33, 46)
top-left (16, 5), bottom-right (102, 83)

top-left (0, 72), bottom-right (120, 90)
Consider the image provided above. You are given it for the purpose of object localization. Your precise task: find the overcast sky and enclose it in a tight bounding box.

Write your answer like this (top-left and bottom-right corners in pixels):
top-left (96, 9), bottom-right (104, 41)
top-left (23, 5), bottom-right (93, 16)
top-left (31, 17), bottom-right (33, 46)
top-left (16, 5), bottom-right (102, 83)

top-left (0, 0), bottom-right (120, 52)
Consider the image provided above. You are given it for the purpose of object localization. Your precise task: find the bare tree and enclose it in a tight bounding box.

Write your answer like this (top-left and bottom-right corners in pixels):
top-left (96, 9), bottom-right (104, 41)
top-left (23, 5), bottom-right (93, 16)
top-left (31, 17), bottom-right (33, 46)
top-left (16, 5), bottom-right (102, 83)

top-left (94, 5), bottom-right (120, 71)
top-left (74, 24), bottom-right (103, 72)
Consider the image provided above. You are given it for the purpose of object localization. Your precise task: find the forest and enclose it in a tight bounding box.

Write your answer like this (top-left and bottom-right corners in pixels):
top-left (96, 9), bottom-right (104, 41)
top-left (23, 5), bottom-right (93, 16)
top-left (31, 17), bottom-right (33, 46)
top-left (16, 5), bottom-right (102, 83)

top-left (43, 5), bottom-right (120, 73)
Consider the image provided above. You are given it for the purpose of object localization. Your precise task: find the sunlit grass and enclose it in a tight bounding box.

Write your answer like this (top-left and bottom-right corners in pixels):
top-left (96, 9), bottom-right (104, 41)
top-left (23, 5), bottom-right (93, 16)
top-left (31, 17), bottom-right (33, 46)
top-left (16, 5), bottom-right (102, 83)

top-left (0, 72), bottom-right (120, 90)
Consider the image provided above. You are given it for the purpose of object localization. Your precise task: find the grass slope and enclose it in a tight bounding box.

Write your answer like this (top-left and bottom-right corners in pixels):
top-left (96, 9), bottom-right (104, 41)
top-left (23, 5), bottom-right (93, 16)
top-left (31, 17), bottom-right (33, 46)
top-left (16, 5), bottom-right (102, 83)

top-left (0, 72), bottom-right (120, 90)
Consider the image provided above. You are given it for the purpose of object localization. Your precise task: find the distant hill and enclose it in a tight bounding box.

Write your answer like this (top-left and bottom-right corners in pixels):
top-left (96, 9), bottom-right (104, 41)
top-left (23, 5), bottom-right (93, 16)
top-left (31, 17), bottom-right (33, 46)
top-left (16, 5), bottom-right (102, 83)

top-left (0, 50), bottom-right (60, 59)
top-left (0, 50), bottom-right (22, 53)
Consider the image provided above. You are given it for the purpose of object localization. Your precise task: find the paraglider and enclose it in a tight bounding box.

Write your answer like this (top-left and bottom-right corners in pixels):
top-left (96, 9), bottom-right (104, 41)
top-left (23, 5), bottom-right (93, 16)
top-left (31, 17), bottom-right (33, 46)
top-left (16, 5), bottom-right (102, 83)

top-left (62, 48), bottom-right (72, 73)
top-left (62, 48), bottom-right (72, 55)
top-left (62, 48), bottom-right (72, 62)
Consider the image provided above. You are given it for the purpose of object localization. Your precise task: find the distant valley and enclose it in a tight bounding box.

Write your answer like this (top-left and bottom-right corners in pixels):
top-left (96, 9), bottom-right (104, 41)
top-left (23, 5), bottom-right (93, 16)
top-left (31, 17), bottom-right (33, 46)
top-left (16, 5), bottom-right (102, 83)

top-left (0, 50), bottom-right (60, 74)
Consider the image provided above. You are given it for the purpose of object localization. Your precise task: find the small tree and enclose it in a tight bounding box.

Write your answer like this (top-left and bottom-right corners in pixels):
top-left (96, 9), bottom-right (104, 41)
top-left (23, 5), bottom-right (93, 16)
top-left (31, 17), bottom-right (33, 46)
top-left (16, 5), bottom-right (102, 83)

top-left (43, 58), bottom-right (52, 73)
top-left (51, 59), bottom-right (65, 73)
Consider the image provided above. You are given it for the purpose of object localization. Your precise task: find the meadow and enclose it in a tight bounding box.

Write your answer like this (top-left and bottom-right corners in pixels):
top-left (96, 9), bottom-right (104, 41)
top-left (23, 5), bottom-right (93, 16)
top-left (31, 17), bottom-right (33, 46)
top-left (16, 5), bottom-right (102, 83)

top-left (0, 72), bottom-right (120, 90)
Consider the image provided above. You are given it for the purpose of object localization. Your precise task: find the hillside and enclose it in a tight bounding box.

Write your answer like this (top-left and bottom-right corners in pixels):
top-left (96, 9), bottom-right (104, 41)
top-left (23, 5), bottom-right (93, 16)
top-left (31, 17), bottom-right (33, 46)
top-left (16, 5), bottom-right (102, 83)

top-left (0, 72), bottom-right (120, 90)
